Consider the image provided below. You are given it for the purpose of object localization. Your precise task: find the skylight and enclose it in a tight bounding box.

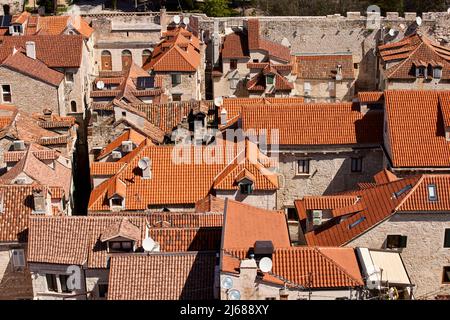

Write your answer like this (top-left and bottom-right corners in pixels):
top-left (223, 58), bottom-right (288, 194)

top-left (427, 184), bottom-right (437, 201)
top-left (393, 184), bottom-right (412, 199)
top-left (348, 216), bottom-right (366, 229)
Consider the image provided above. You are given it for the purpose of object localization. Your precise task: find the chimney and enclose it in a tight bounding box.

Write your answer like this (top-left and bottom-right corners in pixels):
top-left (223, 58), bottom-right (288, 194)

top-left (246, 19), bottom-right (260, 50)
top-left (26, 41), bottom-right (36, 59)
top-left (336, 64), bottom-right (343, 81)
top-left (239, 258), bottom-right (258, 284)
top-left (212, 19), bottom-right (220, 66)
top-left (138, 157), bottom-right (152, 179)
top-left (32, 188), bottom-right (47, 214)
top-left (220, 108), bottom-right (227, 126)
top-left (279, 287), bottom-right (289, 300)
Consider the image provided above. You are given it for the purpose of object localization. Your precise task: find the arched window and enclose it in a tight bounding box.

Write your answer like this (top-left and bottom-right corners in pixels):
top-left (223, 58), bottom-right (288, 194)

top-left (101, 50), bottom-right (112, 71)
top-left (121, 50), bottom-right (132, 70)
top-left (142, 49), bottom-right (152, 67)
top-left (70, 101), bottom-right (77, 113)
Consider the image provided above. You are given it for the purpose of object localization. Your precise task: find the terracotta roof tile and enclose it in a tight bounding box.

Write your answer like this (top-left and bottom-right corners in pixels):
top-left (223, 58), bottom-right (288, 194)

top-left (221, 32), bottom-right (249, 59)
top-left (0, 35), bottom-right (83, 68)
top-left (385, 90), bottom-right (450, 167)
top-left (1, 51), bottom-right (64, 86)
top-left (108, 252), bottom-right (216, 300)
top-left (223, 199), bottom-right (290, 250)
top-left (222, 247), bottom-right (363, 288)
top-left (358, 91), bottom-right (384, 103)
top-left (379, 33), bottom-right (450, 79)
top-left (96, 128), bottom-right (146, 160)
top-left (294, 54), bottom-right (354, 79)
top-left (36, 16), bottom-right (93, 38)
top-left (240, 103), bottom-right (383, 146)
top-left (90, 162), bottom-right (126, 176)
top-left (100, 217), bottom-right (141, 242)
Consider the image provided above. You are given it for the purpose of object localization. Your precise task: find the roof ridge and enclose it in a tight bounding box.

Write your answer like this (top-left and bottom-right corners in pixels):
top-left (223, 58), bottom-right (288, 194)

top-left (394, 174), bottom-right (425, 211)
top-left (386, 41), bottom-right (424, 78)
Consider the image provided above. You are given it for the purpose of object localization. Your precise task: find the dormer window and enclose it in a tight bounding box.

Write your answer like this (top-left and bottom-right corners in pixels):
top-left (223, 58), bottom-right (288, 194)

top-left (108, 241), bottom-right (133, 253)
top-left (109, 196), bottom-right (124, 209)
top-left (433, 67), bottom-right (442, 79)
top-left (415, 66), bottom-right (426, 78)
top-left (266, 75), bottom-right (275, 85)
top-left (100, 218), bottom-right (141, 253)
top-left (239, 181), bottom-right (254, 195)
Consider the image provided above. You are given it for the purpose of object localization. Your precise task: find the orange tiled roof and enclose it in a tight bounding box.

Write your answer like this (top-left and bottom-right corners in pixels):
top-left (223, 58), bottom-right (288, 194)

top-left (221, 32), bottom-right (249, 59)
top-left (36, 16), bottom-right (93, 38)
top-left (1, 51), bottom-right (64, 86)
top-left (222, 247), bottom-right (363, 289)
top-left (0, 115), bottom-right (12, 129)
top-left (222, 199), bottom-right (290, 250)
top-left (294, 54), bottom-right (355, 80)
top-left (108, 252), bottom-right (216, 300)
top-left (358, 91), bottom-right (384, 103)
top-left (0, 144), bottom-right (72, 198)
top-left (143, 27), bottom-right (201, 72)
top-left (90, 162), bottom-right (126, 176)
top-left (385, 90), bottom-right (450, 167)
top-left (100, 217), bottom-right (141, 242)
top-left (0, 35), bottom-right (83, 68)
top-left (247, 62), bottom-right (294, 92)
top-left (88, 140), bottom-right (278, 211)
top-left (195, 195), bottom-right (226, 213)
top-left (240, 103), bottom-right (383, 146)
top-left (295, 172), bottom-right (422, 246)
top-left (379, 33), bottom-right (450, 79)
top-left (96, 128), bottom-right (147, 160)
top-left (149, 227), bottom-right (221, 252)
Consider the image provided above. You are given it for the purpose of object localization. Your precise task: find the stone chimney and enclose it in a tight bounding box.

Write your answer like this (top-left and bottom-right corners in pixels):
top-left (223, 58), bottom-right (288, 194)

top-left (32, 188), bottom-right (48, 214)
top-left (212, 19), bottom-right (220, 66)
top-left (25, 41), bottom-right (36, 59)
top-left (239, 259), bottom-right (258, 284)
top-left (160, 7), bottom-right (168, 32)
top-left (220, 108), bottom-right (227, 126)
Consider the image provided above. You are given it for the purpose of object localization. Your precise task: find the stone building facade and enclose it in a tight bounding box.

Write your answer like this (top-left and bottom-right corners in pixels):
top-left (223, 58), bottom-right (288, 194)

top-left (0, 0), bottom-right (23, 15)
top-left (348, 213), bottom-right (450, 299)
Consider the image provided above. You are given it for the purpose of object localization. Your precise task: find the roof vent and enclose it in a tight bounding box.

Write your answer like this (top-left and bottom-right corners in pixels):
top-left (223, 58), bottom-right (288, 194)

top-left (111, 150), bottom-right (122, 159)
top-left (25, 41), bottom-right (36, 60)
top-left (253, 240), bottom-right (274, 260)
top-left (121, 141), bottom-right (133, 153)
top-left (312, 209), bottom-right (323, 226)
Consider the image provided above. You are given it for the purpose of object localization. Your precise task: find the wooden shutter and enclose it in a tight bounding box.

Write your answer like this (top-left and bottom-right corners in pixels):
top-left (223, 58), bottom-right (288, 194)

top-left (101, 55), bottom-right (112, 71)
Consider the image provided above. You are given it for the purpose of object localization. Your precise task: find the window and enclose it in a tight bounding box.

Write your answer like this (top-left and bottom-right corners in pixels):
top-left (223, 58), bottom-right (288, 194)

top-left (70, 101), bottom-right (77, 113)
top-left (266, 75), bottom-right (274, 85)
top-left (427, 184), bottom-right (437, 201)
top-left (286, 207), bottom-right (298, 221)
top-left (434, 67), bottom-right (442, 79)
top-left (171, 74), bottom-right (181, 86)
top-left (172, 94), bottom-right (182, 102)
top-left (65, 72), bottom-right (74, 83)
top-left (101, 50), bottom-right (112, 71)
top-left (239, 182), bottom-right (253, 195)
top-left (142, 49), bottom-right (152, 66)
top-left (351, 158), bottom-right (362, 172)
top-left (230, 78), bottom-right (238, 90)
top-left (444, 229), bottom-right (450, 248)
top-left (297, 160), bottom-right (310, 174)
top-left (386, 235), bottom-right (408, 249)
top-left (393, 184), bottom-right (413, 198)
top-left (111, 197), bottom-right (123, 207)
top-left (11, 249), bottom-right (25, 268)
top-left (98, 284), bottom-right (108, 298)
top-left (2, 85), bottom-right (11, 103)
top-left (121, 111), bottom-right (126, 117)
top-left (121, 50), bottom-right (132, 70)
top-left (415, 66), bottom-right (426, 78)
top-left (59, 275), bottom-right (71, 293)
top-left (442, 267), bottom-right (450, 284)
top-left (46, 274), bottom-right (58, 292)
top-left (348, 216), bottom-right (366, 229)
top-left (12, 25), bottom-right (22, 34)
top-left (354, 63), bottom-right (359, 69)
top-left (230, 59), bottom-right (238, 70)
top-left (109, 241), bottom-right (133, 252)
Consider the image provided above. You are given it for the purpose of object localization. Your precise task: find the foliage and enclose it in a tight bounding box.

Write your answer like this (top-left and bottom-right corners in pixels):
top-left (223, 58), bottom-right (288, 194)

top-left (202, 0), bottom-right (233, 17)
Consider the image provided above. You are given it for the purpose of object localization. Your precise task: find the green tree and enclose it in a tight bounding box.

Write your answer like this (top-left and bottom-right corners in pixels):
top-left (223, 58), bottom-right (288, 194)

top-left (202, 0), bottom-right (232, 17)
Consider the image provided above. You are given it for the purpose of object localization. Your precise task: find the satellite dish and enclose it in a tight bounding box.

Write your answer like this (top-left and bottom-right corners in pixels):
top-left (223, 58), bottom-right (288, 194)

top-left (221, 276), bottom-right (233, 290)
top-left (258, 257), bottom-right (273, 273)
top-left (96, 81), bottom-right (105, 90)
top-left (388, 29), bottom-right (396, 37)
top-left (416, 16), bottom-right (422, 26)
top-left (228, 289), bottom-right (241, 300)
top-left (214, 96), bottom-right (223, 107)
top-left (183, 16), bottom-right (190, 26)
top-left (143, 237), bottom-right (155, 252)
top-left (281, 37), bottom-right (291, 48)
top-left (173, 15), bottom-right (181, 24)
top-left (138, 157), bottom-right (150, 170)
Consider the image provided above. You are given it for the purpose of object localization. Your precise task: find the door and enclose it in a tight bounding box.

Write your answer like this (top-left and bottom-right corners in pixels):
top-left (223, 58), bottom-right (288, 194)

top-left (101, 50), bottom-right (112, 71)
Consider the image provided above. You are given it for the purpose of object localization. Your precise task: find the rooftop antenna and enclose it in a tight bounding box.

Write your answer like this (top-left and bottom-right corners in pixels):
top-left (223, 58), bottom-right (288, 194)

top-left (173, 15), bottom-right (181, 25)
top-left (416, 16), bottom-right (422, 26)
top-left (258, 257), bottom-right (273, 273)
top-left (96, 81), bottom-right (105, 90)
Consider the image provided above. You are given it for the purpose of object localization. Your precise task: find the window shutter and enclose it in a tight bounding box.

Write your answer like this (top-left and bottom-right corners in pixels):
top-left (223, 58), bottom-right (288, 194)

top-left (399, 236), bottom-right (408, 248)
top-left (9, 26), bottom-right (14, 34)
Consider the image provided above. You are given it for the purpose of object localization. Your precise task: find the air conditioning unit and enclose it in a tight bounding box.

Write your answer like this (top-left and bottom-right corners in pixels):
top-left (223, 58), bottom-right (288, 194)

top-left (312, 210), bottom-right (323, 226)
top-left (121, 141), bottom-right (133, 153)
top-left (13, 140), bottom-right (25, 151)
top-left (111, 151), bottom-right (122, 159)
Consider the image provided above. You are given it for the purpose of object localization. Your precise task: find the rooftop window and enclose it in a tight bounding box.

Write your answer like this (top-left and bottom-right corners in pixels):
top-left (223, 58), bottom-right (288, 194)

top-left (393, 184), bottom-right (412, 199)
top-left (348, 216), bottom-right (366, 229)
top-left (427, 184), bottom-right (437, 201)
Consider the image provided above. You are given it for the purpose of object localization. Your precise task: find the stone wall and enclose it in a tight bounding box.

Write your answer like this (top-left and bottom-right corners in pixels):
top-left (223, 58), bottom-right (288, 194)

top-left (215, 190), bottom-right (277, 210)
top-left (0, 0), bottom-right (24, 15)
top-left (85, 269), bottom-right (109, 300)
top-left (0, 244), bottom-right (33, 300)
top-left (276, 147), bottom-right (384, 208)
top-left (0, 67), bottom-right (64, 115)
top-left (295, 78), bottom-right (355, 102)
top-left (347, 213), bottom-right (450, 299)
